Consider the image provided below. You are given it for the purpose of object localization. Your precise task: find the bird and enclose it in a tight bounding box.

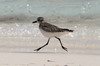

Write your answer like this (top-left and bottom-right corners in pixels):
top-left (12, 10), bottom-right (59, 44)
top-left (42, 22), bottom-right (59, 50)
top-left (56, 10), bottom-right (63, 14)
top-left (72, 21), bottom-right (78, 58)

top-left (32, 17), bottom-right (74, 52)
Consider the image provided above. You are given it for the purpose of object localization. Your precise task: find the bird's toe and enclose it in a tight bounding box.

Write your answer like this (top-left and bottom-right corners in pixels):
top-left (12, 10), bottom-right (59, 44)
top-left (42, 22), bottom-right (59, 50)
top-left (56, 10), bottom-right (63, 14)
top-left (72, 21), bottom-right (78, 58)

top-left (34, 48), bottom-right (41, 51)
top-left (62, 46), bottom-right (68, 52)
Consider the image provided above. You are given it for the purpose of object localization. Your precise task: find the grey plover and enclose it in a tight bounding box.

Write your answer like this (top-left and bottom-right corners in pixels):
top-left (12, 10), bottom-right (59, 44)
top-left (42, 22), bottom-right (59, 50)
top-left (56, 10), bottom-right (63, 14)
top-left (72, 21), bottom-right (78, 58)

top-left (32, 17), bottom-right (74, 52)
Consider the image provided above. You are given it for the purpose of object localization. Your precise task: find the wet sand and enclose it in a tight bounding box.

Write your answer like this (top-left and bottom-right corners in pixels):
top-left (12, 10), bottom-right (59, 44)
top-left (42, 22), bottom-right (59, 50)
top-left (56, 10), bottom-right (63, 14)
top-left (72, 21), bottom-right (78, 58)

top-left (0, 52), bottom-right (100, 66)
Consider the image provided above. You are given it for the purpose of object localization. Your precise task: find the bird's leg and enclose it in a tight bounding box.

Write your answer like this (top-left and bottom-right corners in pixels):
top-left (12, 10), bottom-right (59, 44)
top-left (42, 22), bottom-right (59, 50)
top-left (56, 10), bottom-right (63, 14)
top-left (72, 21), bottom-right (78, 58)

top-left (34, 38), bottom-right (50, 51)
top-left (55, 37), bottom-right (68, 52)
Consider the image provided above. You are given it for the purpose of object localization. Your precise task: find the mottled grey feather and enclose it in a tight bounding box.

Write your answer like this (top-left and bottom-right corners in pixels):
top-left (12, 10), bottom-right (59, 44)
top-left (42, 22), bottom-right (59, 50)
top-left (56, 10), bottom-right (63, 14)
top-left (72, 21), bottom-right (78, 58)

top-left (39, 22), bottom-right (74, 32)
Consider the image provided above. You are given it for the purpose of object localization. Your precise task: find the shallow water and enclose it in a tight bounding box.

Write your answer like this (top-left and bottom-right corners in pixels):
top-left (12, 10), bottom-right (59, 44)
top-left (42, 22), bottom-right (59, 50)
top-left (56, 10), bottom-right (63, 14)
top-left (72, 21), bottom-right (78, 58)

top-left (0, 18), bottom-right (100, 55)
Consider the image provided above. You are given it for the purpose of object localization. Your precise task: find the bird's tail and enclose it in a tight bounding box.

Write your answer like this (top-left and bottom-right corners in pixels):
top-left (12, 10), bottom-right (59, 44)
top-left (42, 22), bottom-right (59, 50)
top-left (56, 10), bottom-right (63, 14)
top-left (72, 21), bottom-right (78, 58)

top-left (62, 29), bottom-right (74, 32)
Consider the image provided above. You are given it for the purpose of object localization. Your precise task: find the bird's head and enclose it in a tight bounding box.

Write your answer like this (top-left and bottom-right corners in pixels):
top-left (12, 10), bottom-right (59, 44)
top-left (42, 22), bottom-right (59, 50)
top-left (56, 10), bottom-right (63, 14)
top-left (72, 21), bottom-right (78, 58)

top-left (32, 17), bottom-right (44, 24)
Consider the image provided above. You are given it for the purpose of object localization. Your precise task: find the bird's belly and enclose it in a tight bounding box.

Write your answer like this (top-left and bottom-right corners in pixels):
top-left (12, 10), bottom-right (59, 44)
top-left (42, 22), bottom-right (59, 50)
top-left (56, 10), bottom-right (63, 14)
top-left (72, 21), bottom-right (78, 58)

top-left (40, 29), bottom-right (68, 38)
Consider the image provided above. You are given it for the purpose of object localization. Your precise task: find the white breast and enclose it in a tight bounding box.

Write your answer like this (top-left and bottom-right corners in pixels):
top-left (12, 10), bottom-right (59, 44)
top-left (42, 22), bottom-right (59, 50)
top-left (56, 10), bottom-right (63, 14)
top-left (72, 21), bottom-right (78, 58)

top-left (39, 28), bottom-right (69, 38)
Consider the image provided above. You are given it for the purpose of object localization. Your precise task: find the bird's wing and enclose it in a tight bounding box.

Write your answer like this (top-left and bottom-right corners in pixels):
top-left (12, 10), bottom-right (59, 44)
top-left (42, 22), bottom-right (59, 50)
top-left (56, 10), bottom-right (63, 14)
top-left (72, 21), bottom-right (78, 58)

top-left (40, 23), bottom-right (62, 32)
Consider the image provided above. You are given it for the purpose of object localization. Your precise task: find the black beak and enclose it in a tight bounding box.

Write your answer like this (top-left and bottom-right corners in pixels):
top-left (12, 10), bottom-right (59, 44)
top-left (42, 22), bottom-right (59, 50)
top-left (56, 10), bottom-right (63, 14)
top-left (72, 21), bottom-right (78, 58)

top-left (32, 21), bottom-right (37, 23)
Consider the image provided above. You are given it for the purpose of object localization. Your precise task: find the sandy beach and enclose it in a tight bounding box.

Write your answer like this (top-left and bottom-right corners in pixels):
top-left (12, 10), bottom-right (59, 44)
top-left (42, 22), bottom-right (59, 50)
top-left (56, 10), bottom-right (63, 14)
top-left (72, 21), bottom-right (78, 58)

top-left (0, 0), bottom-right (100, 66)
top-left (0, 52), bottom-right (100, 66)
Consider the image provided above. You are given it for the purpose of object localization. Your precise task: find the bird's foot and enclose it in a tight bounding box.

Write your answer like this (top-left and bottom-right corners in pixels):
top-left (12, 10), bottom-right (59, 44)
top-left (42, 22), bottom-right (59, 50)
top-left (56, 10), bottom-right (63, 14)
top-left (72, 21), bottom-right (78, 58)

top-left (34, 48), bottom-right (41, 51)
top-left (62, 46), bottom-right (68, 52)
